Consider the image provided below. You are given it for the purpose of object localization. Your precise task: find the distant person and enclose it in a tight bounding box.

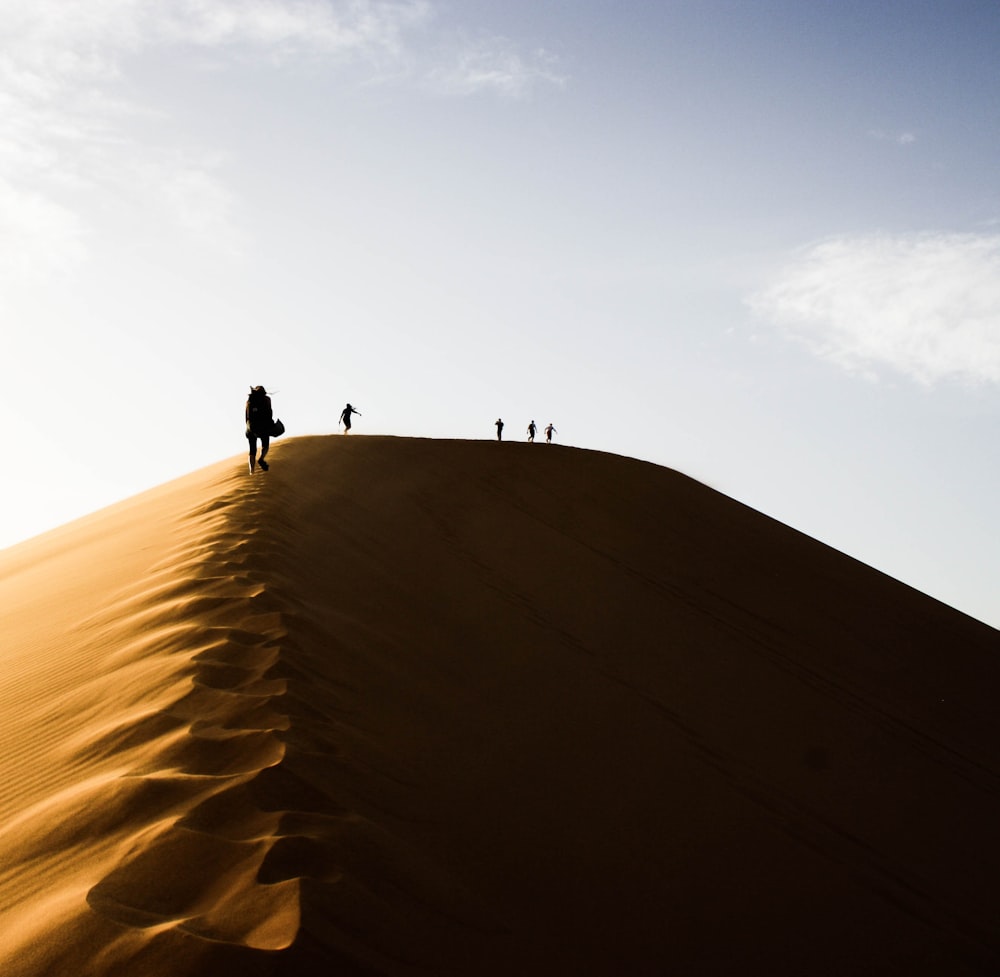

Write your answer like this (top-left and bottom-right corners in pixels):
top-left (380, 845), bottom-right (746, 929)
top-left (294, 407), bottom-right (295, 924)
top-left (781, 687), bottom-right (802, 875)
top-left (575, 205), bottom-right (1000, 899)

top-left (245, 385), bottom-right (273, 472)
top-left (340, 403), bottom-right (361, 433)
top-left (545, 423), bottom-right (557, 444)
top-left (495, 418), bottom-right (504, 441)
top-left (527, 420), bottom-right (537, 443)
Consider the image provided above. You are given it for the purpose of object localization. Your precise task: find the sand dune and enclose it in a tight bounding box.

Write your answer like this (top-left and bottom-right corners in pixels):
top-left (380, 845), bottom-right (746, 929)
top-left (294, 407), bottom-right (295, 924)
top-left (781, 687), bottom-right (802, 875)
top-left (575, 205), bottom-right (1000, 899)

top-left (1, 435), bottom-right (999, 976)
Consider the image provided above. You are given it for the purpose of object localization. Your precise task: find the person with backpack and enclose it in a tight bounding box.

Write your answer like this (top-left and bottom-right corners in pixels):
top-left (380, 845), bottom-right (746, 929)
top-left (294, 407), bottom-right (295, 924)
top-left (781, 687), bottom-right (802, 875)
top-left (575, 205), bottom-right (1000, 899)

top-left (527, 419), bottom-right (537, 442)
top-left (340, 403), bottom-right (361, 433)
top-left (245, 385), bottom-right (273, 472)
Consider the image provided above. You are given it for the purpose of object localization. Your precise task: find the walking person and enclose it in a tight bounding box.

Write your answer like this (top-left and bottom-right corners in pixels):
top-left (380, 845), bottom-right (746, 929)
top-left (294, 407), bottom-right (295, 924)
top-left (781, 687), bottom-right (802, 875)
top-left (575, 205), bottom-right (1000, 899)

top-left (246, 385), bottom-right (273, 472)
top-left (544, 422), bottom-right (557, 444)
top-left (340, 403), bottom-right (361, 433)
top-left (527, 420), bottom-right (537, 442)
top-left (495, 418), bottom-right (504, 441)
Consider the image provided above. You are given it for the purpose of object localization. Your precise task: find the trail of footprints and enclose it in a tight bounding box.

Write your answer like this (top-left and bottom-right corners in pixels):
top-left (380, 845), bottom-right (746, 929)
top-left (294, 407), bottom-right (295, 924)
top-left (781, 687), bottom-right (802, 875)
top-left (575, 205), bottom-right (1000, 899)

top-left (63, 476), bottom-right (556, 971)
top-left (79, 481), bottom-right (350, 954)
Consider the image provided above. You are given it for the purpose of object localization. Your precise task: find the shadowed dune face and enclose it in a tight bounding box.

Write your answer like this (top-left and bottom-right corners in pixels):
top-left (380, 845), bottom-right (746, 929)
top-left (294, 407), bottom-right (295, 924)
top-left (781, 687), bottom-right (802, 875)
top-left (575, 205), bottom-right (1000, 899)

top-left (1, 435), bottom-right (999, 976)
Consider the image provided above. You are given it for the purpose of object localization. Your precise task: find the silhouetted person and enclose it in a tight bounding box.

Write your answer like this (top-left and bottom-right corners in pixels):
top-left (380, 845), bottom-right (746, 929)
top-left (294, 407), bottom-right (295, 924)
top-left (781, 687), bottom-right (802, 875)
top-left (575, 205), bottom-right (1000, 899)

top-left (545, 422), bottom-right (557, 444)
top-left (527, 420), bottom-right (537, 442)
top-left (340, 403), bottom-right (361, 433)
top-left (495, 418), bottom-right (504, 441)
top-left (246, 385), bottom-right (273, 472)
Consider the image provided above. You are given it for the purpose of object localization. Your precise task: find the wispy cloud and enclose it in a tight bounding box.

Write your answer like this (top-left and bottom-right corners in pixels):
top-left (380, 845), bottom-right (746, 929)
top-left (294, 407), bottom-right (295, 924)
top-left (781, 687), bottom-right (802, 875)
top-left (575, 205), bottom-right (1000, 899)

top-left (149, 0), bottom-right (433, 61)
top-left (868, 128), bottom-right (917, 146)
top-left (0, 1), bottom-right (562, 277)
top-left (0, 0), bottom-right (434, 70)
top-left (747, 232), bottom-right (1000, 385)
top-left (425, 37), bottom-right (566, 98)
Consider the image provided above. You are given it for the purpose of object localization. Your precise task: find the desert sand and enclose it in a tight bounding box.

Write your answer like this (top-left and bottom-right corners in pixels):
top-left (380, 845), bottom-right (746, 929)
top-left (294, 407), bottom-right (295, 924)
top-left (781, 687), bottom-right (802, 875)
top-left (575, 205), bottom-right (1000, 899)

top-left (1, 434), bottom-right (999, 976)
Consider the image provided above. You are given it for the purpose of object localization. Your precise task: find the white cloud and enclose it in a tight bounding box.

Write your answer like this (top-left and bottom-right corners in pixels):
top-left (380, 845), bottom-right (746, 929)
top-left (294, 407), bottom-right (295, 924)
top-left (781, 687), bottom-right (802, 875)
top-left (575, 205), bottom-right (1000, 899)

top-left (148, 0), bottom-right (433, 60)
top-left (868, 128), bottom-right (917, 146)
top-left (0, 0), bottom-right (432, 66)
top-left (0, 1), bottom-right (562, 274)
top-left (747, 232), bottom-right (1000, 385)
top-left (426, 38), bottom-right (566, 98)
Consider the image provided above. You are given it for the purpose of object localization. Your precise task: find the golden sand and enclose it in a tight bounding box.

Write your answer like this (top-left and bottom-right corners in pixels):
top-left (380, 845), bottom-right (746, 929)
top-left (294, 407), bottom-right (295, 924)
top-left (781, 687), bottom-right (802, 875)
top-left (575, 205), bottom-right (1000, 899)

top-left (1, 436), bottom-right (998, 975)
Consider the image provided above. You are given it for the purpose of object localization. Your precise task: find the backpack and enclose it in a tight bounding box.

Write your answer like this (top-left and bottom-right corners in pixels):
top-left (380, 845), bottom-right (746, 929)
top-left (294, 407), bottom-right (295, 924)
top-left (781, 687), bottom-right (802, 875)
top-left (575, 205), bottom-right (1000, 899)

top-left (247, 387), bottom-right (272, 431)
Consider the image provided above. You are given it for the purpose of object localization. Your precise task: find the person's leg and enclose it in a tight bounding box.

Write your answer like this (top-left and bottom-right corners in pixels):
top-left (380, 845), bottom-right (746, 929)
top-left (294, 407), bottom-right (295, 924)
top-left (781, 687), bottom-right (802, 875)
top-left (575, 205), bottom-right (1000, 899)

top-left (248, 434), bottom-right (258, 472)
top-left (258, 434), bottom-right (270, 470)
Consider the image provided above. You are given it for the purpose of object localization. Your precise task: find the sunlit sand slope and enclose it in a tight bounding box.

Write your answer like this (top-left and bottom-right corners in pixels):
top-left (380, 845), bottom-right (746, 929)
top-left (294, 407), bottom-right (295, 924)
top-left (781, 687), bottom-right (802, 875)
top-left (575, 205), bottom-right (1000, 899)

top-left (1, 435), bottom-right (999, 976)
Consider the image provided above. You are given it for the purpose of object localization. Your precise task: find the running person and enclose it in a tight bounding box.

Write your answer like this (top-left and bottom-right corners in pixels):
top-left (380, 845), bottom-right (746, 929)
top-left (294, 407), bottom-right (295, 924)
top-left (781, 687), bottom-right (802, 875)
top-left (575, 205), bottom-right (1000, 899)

top-left (340, 403), bottom-right (361, 433)
top-left (544, 422), bottom-right (557, 444)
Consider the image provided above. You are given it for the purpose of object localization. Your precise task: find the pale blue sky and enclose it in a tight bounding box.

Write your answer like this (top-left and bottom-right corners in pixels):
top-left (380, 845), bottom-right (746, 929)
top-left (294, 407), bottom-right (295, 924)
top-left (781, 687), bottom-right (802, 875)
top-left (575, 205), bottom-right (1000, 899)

top-left (3, 0), bottom-right (999, 627)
